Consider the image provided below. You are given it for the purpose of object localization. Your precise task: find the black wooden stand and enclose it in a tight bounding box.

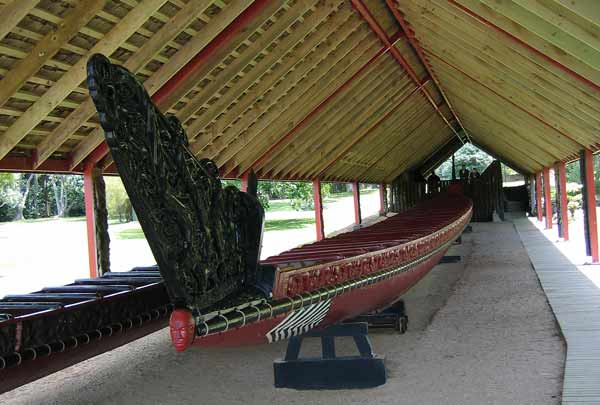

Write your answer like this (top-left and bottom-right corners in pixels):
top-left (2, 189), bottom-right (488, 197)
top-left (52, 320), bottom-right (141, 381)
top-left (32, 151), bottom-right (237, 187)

top-left (344, 300), bottom-right (408, 333)
top-left (273, 323), bottom-right (386, 389)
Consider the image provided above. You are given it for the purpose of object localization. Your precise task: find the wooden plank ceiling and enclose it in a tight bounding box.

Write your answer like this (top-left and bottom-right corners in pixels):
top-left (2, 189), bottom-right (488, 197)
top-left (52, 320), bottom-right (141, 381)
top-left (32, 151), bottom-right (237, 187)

top-left (0, 0), bottom-right (597, 182)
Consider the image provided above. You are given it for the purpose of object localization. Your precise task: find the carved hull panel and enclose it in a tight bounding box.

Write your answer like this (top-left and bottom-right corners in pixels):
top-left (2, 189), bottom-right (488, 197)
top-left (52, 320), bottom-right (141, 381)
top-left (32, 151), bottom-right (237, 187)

top-left (87, 54), bottom-right (264, 314)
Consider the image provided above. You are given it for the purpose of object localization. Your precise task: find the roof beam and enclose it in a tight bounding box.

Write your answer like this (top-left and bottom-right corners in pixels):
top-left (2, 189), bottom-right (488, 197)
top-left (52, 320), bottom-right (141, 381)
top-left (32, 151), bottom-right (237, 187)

top-left (311, 78), bottom-right (430, 179)
top-left (350, 0), bottom-right (463, 143)
top-left (246, 43), bottom-right (394, 176)
top-left (174, 0), bottom-right (333, 132)
top-left (447, 0), bottom-right (600, 93)
top-left (0, 0), bottom-right (169, 161)
top-left (33, 0), bottom-right (217, 168)
top-left (0, 0), bottom-right (105, 109)
top-left (426, 49), bottom-right (587, 149)
top-left (0, 0), bottom-right (38, 42)
top-left (385, 0), bottom-right (470, 143)
top-left (69, 0), bottom-right (277, 170)
top-left (189, 11), bottom-right (363, 157)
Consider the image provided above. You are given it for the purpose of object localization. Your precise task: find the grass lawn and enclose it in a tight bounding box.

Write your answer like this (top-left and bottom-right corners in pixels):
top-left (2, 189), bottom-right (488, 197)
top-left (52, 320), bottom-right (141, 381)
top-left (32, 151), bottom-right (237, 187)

top-left (264, 218), bottom-right (314, 231)
top-left (116, 228), bottom-right (145, 239)
top-left (266, 199), bottom-right (294, 212)
top-left (116, 217), bottom-right (316, 239)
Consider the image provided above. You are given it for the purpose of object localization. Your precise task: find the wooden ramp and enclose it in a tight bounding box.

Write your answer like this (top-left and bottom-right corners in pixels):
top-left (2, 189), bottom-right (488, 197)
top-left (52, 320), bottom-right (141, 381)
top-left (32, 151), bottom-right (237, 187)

top-left (514, 217), bottom-right (600, 404)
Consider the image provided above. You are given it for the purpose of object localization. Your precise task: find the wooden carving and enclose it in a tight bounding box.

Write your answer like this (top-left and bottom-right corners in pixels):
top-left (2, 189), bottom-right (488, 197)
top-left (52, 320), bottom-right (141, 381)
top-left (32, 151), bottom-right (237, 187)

top-left (87, 54), bottom-right (264, 314)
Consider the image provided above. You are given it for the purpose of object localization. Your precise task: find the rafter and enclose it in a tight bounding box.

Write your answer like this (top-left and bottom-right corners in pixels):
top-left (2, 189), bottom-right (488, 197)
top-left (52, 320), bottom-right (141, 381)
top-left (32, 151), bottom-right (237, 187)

top-left (34, 0), bottom-right (217, 168)
top-left (69, 0), bottom-right (278, 169)
top-left (0, 0), bottom-right (38, 42)
top-left (0, 0), bottom-right (169, 161)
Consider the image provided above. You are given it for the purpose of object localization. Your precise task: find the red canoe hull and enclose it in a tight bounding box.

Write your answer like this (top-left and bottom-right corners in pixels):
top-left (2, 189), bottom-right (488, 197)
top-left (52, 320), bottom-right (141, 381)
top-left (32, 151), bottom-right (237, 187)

top-left (193, 247), bottom-right (447, 347)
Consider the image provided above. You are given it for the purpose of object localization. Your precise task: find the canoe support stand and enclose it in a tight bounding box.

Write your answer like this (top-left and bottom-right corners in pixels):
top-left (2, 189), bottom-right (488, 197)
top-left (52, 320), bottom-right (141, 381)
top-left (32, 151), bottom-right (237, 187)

top-left (273, 322), bottom-right (386, 389)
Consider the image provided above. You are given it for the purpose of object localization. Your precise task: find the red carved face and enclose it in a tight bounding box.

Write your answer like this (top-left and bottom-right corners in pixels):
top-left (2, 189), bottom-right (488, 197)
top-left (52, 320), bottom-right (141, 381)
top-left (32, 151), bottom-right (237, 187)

top-left (169, 309), bottom-right (195, 352)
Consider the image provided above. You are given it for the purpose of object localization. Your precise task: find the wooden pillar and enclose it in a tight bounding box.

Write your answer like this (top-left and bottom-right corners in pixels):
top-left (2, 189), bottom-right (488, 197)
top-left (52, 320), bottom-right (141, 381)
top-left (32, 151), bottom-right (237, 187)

top-left (240, 171), bottom-right (248, 192)
top-left (581, 149), bottom-right (599, 262)
top-left (352, 181), bottom-right (361, 225)
top-left (543, 167), bottom-right (552, 229)
top-left (555, 162), bottom-right (569, 241)
top-left (92, 167), bottom-right (110, 276)
top-left (84, 163), bottom-right (111, 278)
top-left (83, 163), bottom-right (98, 278)
top-left (313, 179), bottom-right (324, 241)
top-left (535, 172), bottom-right (543, 222)
top-left (451, 154), bottom-right (456, 180)
top-left (379, 183), bottom-right (387, 216)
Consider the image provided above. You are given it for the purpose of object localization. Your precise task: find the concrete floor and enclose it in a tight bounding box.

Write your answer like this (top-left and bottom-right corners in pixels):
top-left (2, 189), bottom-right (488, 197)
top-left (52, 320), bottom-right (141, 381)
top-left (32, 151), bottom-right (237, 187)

top-left (0, 221), bottom-right (565, 404)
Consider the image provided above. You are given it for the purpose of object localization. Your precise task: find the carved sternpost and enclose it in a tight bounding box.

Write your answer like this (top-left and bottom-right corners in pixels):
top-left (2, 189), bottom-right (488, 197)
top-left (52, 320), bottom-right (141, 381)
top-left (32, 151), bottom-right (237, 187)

top-left (87, 54), bottom-right (264, 313)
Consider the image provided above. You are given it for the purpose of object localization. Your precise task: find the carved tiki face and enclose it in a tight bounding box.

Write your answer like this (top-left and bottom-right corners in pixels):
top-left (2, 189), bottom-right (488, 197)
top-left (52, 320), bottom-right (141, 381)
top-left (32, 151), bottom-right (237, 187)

top-left (169, 309), bottom-right (196, 352)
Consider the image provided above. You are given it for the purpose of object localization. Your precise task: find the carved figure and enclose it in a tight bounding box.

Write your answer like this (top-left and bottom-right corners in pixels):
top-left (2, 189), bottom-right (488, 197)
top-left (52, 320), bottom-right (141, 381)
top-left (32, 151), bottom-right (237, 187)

top-left (87, 54), bottom-right (264, 315)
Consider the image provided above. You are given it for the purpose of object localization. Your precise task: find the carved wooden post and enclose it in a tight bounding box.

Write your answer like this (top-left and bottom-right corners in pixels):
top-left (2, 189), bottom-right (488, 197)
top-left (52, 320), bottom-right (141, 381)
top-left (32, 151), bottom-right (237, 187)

top-left (313, 179), bottom-right (324, 241)
top-left (543, 167), bottom-right (552, 229)
top-left (581, 149), bottom-right (599, 262)
top-left (83, 163), bottom-right (110, 278)
top-left (555, 162), bottom-right (569, 241)
top-left (93, 167), bottom-right (110, 275)
top-left (353, 181), bottom-right (361, 225)
top-left (379, 183), bottom-right (387, 216)
top-left (535, 172), bottom-right (543, 222)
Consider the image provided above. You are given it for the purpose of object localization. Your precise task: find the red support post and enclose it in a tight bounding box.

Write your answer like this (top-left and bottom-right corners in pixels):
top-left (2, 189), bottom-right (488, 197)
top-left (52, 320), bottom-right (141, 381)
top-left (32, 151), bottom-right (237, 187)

top-left (581, 149), bottom-right (599, 262)
top-left (313, 179), bottom-right (325, 241)
top-left (353, 181), bottom-right (362, 225)
top-left (379, 183), bottom-right (387, 216)
top-left (240, 172), bottom-right (248, 192)
top-left (556, 162), bottom-right (569, 241)
top-left (83, 162), bottom-right (98, 278)
top-left (535, 172), bottom-right (543, 222)
top-left (543, 167), bottom-right (552, 229)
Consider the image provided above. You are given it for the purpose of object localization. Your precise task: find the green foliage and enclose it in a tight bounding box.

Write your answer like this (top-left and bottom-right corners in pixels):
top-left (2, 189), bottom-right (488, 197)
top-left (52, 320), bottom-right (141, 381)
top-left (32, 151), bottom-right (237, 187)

top-left (566, 182), bottom-right (582, 218)
top-left (0, 173), bottom-right (18, 221)
top-left (221, 179), bottom-right (330, 211)
top-left (105, 177), bottom-right (133, 223)
top-left (436, 143), bottom-right (494, 180)
top-left (0, 173), bottom-right (84, 221)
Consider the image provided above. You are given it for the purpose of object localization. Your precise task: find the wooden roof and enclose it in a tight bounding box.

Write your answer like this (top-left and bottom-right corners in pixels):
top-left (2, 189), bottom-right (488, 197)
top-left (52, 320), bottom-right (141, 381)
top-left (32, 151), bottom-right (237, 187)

top-left (0, 0), bottom-right (597, 181)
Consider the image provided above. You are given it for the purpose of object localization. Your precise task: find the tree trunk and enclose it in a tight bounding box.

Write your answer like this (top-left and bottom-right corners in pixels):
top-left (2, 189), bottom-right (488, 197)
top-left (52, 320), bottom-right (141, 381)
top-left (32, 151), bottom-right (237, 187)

top-left (14, 174), bottom-right (33, 221)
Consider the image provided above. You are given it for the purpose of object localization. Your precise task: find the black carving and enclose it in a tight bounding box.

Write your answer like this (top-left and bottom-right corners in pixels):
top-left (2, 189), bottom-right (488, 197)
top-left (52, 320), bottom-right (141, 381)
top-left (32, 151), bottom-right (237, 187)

top-left (86, 54), bottom-right (264, 314)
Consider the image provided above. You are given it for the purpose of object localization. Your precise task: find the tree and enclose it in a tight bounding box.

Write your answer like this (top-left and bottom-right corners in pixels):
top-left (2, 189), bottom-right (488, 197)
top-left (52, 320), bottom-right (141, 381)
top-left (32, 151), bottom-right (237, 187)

top-left (436, 143), bottom-right (494, 180)
top-left (105, 176), bottom-right (133, 223)
top-left (0, 173), bottom-right (19, 221)
top-left (14, 173), bottom-right (34, 221)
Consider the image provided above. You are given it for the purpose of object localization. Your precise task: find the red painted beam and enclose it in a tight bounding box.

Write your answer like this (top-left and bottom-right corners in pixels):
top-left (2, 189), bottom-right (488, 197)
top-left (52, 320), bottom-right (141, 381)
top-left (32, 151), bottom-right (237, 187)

top-left (83, 162), bottom-right (98, 278)
top-left (542, 167), bottom-right (552, 229)
top-left (556, 161), bottom-right (569, 241)
top-left (535, 172), bottom-right (543, 222)
top-left (385, 0), bottom-right (467, 142)
top-left (353, 181), bottom-right (362, 225)
top-left (379, 183), bottom-right (386, 216)
top-left (80, 0), bottom-right (274, 170)
top-left (350, 0), bottom-right (461, 141)
top-left (313, 178), bottom-right (325, 241)
top-left (0, 155), bottom-right (77, 173)
top-left (426, 51), bottom-right (586, 149)
top-left (582, 149), bottom-right (599, 262)
top-left (447, 0), bottom-right (600, 94)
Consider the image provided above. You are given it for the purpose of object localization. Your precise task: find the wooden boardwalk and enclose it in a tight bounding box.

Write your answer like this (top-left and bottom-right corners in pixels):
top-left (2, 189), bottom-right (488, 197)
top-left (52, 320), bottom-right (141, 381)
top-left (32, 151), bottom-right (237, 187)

top-left (514, 217), bottom-right (600, 404)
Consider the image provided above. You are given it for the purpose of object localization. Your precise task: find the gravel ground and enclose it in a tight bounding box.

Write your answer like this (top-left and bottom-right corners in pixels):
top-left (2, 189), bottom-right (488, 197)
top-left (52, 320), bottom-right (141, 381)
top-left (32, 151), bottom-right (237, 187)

top-left (0, 222), bottom-right (564, 404)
